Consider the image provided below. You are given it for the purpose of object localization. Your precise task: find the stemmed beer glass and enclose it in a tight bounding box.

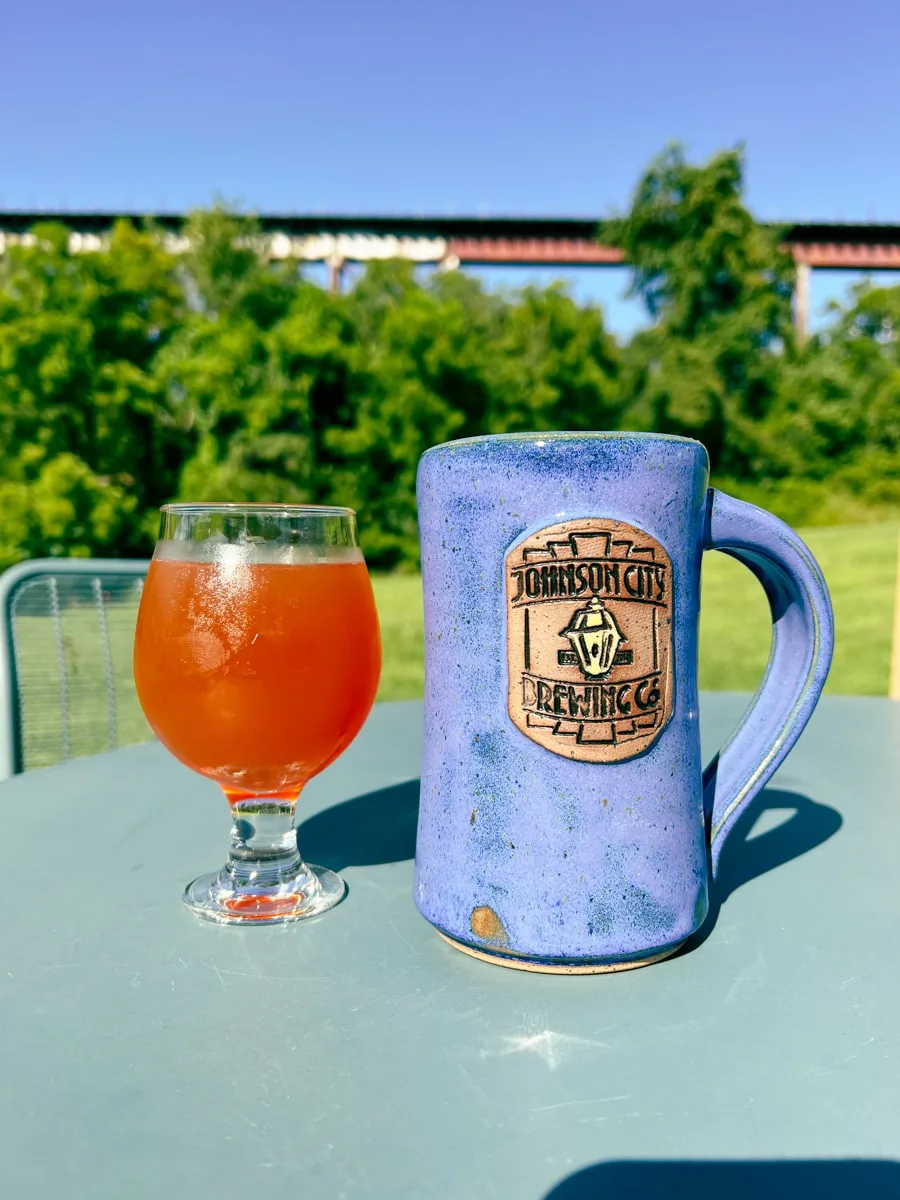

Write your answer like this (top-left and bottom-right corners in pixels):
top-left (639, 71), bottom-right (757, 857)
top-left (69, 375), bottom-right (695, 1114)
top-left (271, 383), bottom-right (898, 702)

top-left (133, 504), bottom-right (382, 924)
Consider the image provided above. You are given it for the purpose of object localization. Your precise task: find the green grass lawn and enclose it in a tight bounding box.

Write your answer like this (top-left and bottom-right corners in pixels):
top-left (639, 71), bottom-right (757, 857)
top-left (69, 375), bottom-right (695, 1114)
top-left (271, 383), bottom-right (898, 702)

top-left (374, 522), bottom-right (900, 702)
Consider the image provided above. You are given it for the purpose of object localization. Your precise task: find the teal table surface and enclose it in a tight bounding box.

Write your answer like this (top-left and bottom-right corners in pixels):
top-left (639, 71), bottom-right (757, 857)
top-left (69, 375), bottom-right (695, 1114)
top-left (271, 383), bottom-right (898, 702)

top-left (1, 695), bottom-right (899, 1200)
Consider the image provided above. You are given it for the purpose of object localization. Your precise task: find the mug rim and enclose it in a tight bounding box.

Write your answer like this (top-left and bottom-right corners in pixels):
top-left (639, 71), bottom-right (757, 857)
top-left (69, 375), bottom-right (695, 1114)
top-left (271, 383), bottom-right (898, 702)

top-left (421, 431), bottom-right (707, 457)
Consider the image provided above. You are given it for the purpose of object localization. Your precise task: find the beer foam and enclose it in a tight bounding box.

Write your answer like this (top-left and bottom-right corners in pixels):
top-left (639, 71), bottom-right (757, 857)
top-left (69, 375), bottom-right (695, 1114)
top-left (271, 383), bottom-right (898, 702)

top-left (155, 540), bottom-right (365, 566)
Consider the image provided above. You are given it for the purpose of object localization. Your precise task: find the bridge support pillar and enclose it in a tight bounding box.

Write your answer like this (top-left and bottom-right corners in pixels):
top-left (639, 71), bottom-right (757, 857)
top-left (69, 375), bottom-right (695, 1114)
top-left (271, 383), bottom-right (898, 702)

top-left (794, 260), bottom-right (811, 340)
top-left (327, 255), bottom-right (345, 294)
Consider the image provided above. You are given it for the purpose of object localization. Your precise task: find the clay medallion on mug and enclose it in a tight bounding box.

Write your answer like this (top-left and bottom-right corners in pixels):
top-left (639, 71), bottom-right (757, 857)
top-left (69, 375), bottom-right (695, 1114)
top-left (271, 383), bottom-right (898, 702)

top-left (505, 519), bottom-right (674, 763)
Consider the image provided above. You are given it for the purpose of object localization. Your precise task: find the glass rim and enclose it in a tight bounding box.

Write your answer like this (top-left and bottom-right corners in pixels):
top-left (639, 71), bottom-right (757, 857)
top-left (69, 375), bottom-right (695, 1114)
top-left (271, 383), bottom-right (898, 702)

top-left (159, 502), bottom-right (357, 517)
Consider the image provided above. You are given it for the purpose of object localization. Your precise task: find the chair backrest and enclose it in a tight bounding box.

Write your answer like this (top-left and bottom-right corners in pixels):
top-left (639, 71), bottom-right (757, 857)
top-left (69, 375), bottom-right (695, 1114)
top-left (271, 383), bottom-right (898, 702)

top-left (0, 559), bottom-right (152, 780)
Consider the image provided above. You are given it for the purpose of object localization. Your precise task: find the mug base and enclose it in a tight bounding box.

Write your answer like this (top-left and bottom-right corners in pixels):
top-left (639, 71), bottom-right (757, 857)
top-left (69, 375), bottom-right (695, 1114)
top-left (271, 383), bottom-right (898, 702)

top-left (436, 931), bottom-right (683, 974)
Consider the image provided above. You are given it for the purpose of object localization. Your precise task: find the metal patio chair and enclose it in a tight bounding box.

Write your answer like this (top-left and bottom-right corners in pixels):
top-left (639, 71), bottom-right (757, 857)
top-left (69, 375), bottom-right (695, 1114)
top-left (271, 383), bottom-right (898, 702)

top-left (0, 558), bottom-right (152, 780)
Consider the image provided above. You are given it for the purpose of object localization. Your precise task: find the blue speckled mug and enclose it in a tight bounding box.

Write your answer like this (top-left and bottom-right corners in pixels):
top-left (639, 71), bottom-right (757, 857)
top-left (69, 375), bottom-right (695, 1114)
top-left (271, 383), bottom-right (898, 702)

top-left (414, 433), bottom-right (834, 973)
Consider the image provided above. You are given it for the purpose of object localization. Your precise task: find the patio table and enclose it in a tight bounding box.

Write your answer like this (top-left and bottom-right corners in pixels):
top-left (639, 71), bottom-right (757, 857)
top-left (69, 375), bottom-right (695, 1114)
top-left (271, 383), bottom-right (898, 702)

top-left (1, 695), bottom-right (899, 1199)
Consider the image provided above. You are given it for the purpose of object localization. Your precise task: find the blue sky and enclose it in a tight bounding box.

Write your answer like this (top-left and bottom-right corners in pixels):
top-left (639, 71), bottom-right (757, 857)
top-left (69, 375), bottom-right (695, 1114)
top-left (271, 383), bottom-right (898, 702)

top-left (3, 0), bottom-right (899, 334)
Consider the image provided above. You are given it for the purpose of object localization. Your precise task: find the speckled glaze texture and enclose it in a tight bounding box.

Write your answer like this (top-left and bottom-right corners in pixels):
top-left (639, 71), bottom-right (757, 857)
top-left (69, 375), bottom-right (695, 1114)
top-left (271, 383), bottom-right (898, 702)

top-left (414, 434), bottom-right (834, 969)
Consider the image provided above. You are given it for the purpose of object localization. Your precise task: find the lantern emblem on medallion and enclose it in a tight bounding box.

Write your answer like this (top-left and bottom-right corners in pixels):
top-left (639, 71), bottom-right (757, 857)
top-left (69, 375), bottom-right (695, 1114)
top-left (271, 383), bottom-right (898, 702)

top-left (561, 596), bottom-right (625, 679)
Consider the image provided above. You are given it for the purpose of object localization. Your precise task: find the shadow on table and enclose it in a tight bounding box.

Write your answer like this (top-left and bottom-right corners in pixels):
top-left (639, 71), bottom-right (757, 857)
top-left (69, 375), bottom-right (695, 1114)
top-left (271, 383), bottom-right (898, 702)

top-left (297, 779), bottom-right (420, 870)
top-left (296, 781), bottom-right (843, 926)
top-left (678, 785), bottom-right (843, 955)
top-left (543, 1159), bottom-right (900, 1199)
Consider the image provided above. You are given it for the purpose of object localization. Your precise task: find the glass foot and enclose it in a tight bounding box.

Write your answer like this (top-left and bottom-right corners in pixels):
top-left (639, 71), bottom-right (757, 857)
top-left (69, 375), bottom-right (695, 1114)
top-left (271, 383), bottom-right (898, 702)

top-left (183, 863), bottom-right (345, 925)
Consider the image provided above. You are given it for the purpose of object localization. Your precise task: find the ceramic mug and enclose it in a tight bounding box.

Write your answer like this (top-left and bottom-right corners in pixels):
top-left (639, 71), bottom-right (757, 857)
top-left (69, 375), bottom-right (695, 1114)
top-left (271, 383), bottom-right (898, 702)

top-left (414, 433), bottom-right (834, 973)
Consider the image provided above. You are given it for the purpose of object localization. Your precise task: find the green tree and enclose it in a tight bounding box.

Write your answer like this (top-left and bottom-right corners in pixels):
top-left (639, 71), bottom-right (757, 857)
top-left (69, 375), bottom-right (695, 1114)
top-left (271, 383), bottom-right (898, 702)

top-left (324, 262), bottom-right (473, 566)
top-left (483, 283), bottom-right (621, 434)
top-left (606, 144), bottom-right (795, 475)
top-left (0, 219), bottom-right (185, 565)
top-left (754, 282), bottom-right (900, 512)
top-left (0, 451), bottom-right (136, 568)
top-left (157, 207), bottom-right (352, 508)
top-left (323, 263), bottom-right (621, 566)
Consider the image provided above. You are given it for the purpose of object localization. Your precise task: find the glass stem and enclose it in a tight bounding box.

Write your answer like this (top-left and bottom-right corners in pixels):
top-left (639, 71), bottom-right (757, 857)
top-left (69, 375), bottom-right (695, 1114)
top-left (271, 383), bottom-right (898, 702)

top-left (224, 793), bottom-right (305, 891)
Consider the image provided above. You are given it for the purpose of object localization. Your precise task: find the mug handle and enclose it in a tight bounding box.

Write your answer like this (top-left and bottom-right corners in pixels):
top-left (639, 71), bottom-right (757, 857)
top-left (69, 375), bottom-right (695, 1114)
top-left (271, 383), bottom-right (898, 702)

top-left (702, 489), bottom-right (835, 877)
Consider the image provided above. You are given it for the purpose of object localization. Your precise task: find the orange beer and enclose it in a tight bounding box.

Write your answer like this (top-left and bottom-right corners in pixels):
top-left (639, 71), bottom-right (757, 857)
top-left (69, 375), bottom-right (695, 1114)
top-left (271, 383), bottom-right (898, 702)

top-left (134, 553), bottom-right (381, 797)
